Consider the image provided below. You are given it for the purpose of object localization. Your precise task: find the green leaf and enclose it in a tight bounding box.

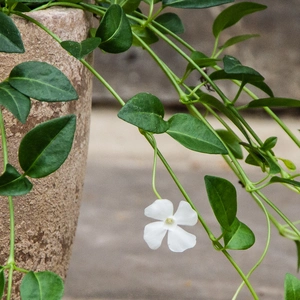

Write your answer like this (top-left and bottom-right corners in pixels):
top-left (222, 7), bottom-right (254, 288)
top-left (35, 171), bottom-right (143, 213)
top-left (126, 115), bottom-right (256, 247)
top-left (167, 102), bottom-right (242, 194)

top-left (155, 13), bottom-right (184, 34)
top-left (0, 82), bottom-right (31, 123)
top-left (61, 37), bottom-right (101, 60)
top-left (261, 136), bottom-right (277, 151)
top-left (222, 218), bottom-right (255, 250)
top-left (20, 271), bottom-right (64, 300)
top-left (163, 0), bottom-right (234, 9)
top-left (204, 175), bottom-right (237, 230)
top-left (19, 115), bottom-right (76, 178)
top-left (0, 268), bottom-right (5, 299)
top-left (295, 241), bottom-right (300, 273)
top-left (132, 25), bottom-right (159, 46)
top-left (121, 0), bottom-right (141, 13)
top-left (212, 2), bottom-right (267, 38)
top-left (0, 11), bottom-right (25, 53)
top-left (0, 164), bottom-right (32, 196)
top-left (186, 51), bottom-right (219, 72)
top-left (218, 34), bottom-right (260, 50)
top-left (223, 55), bottom-right (264, 82)
top-left (8, 61), bottom-right (78, 102)
top-left (216, 129), bottom-right (243, 159)
top-left (209, 70), bottom-right (274, 97)
top-left (284, 273), bottom-right (300, 300)
top-left (248, 98), bottom-right (300, 108)
top-left (96, 4), bottom-right (132, 53)
top-left (167, 113), bottom-right (228, 154)
top-left (117, 93), bottom-right (169, 133)
top-left (279, 158), bottom-right (296, 171)
top-left (269, 177), bottom-right (300, 188)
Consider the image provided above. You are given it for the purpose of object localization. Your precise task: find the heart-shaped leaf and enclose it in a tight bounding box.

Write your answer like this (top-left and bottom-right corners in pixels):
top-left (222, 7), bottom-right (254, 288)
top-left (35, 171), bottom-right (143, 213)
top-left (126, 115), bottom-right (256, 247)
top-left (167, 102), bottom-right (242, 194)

top-left (167, 113), bottom-right (228, 154)
top-left (248, 98), bottom-right (300, 108)
top-left (204, 175), bottom-right (237, 230)
top-left (213, 2), bottom-right (267, 38)
top-left (163, 0), bottom-right (233, 9)
top-left (222, 218), bottom-right (255, 250)
top-left (20, 271), bottom-right (64, 300)
top-left (96, 4), bottom-right (132, 53)
top-left (155, 13), bottom-right (184, 34)
top-left (19, 115), bottom-right (76, 178)
top-left (0, 12), bottom-right (25, 53)
top-left (118, 93), bottom-right (169, 133)
top-left (8, 61), bottom-right (78, 102)
top-left (0, 164), bottom-right (32, 196)
top-left (61, 37), bottom-right (101, 60)
top-left (0, 82), bottom-right (31, 123)
top-left (284, 273), bottom-right (300, 300)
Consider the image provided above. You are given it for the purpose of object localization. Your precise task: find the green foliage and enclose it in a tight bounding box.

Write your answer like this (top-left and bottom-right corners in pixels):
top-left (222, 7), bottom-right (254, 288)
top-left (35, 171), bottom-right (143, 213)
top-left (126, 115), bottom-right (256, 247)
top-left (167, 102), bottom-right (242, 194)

top-left (118, 93), bottom-right (169, 133)
top-left (8, 61), bottom-right (78, 102)
top-left (96, 4), bottom-right (132, 53)
top-left (204, 175), bottom-right (237, 230)
top-left (216, 129), bottom-right (243, 159)
top-left (154, 13), bottom-right (184, 34)
top-left (167, 114), bottom-right (228, 154)
top-left (163, 0), bottom-right (234, 9)
top-left (212, 2), bottom-right (267, 38)
top-left (218, 34), bottom-right (260, 51)
top-left (19, 115), bottom-right (76, 178)
top-left (284, 273), bottom-right (300, 300)
top-left (0, 268), bottom-right (5, 298)
top-left (61, 37), bottom-right (101, 60)
top-left (0, 12), bottom-right (25, 53)
top-left (0, 82), bottom-right (31, 123)
top-left (0, 164), bottom-right (32, 196)
top-left (248, 98), bottom-right (300, 108)
top-left (20, 271), bottom-right (64, 300)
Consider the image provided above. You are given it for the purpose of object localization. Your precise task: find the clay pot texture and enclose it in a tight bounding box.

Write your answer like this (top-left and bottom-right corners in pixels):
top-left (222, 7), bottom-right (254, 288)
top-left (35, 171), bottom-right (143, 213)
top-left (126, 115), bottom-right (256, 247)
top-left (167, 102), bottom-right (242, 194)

top-left (0, 7), bottom-right (93, 296)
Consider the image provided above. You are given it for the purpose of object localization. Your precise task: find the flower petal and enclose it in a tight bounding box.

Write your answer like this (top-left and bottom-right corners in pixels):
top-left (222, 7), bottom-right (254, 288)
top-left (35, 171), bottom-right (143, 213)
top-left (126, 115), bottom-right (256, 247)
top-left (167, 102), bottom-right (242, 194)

top-left (144, 221), bottom-right (167, 250)
top-left (144, 199), bottom-right (173, 221)
top-left (173, 201), bottom-right (198, 226)
top-left (167, 226), bottom-right (196, 252)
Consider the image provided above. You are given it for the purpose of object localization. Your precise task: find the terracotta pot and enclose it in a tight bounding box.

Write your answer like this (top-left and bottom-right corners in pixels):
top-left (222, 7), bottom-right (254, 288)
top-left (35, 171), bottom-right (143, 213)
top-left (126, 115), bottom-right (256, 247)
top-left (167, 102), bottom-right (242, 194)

top-left (0, 7), bottom-right (93, 297)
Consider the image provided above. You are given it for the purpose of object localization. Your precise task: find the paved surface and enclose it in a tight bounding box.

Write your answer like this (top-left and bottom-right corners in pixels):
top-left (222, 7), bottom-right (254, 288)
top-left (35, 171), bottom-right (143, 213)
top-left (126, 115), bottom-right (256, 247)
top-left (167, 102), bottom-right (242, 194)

top-left (63, 107), bottom-right (300, 300)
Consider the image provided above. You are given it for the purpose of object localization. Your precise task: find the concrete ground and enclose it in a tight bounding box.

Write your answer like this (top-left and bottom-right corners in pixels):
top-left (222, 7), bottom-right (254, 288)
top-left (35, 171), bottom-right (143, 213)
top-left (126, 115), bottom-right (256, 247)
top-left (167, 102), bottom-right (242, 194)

top-left (63, 107), bottom-right (300, 300)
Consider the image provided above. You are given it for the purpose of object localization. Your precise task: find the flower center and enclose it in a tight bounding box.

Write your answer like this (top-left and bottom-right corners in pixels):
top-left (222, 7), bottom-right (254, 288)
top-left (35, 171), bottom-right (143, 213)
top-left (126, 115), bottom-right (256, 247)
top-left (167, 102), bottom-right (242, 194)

top-left (165, 217), bottom-right (174, 225)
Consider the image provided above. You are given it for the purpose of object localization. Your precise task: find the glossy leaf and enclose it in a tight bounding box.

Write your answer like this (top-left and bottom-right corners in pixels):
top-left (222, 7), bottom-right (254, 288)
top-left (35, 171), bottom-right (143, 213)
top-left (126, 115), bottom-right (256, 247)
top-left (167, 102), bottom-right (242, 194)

top-left (222, 218), bottom-right (255, 250)
top-left (0, 268), bottom-right (4, 299)
top-left (121, 0), bottom-right (141, 13)
top-left (284, 273), bottom-right (300, 300)
top-left (61, 37), bottom-right (101, 60)
top-left (167, 113), bottom-right (227, 154)
top-left (218, 34), bottom-right (260, 50)
top-left (0, 11), bottom-right (25, 53)
top-left (0, 164), bottom-right (32, 196)
top-left (163, 0), bottom-right (233, 9)
top-left (269, 177), bottom-right (300, 188)
top-left (248, 98), bottom-right (300, 108)
top-left (19, 115), bottom-right (76, 178)
top-left (216, 129), bottom-right (243, 159)
top-left (118, 93), bottom-right (169, 133)
top-left (132, 25), bottom-right (159, 46)
top-left (204, 175), bottom-right (237, 230)
top-left (96, 4), bottom-right (132, 53)
top-left (261, 136), bottom-right (277, 151)
top-left (209, 70), bottom-right (273, 97)
top-left (0, 82), bottom-right (31, 123)
top-left (20, 271), bottom-right (64, 300)
top-left (213, 2), bottom-right (267, 37)
top-left (8, 61), bottom-right (78, 102)
top-left (155, 13), bottom-right (184, 34)
top-left (223, 55), bottom-right (264, 81)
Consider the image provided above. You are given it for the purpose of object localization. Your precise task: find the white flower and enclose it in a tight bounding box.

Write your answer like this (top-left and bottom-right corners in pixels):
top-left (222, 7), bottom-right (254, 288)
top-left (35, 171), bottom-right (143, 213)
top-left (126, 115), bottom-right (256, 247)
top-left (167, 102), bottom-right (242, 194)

top-left (143, 199), bottom-right (198, 252)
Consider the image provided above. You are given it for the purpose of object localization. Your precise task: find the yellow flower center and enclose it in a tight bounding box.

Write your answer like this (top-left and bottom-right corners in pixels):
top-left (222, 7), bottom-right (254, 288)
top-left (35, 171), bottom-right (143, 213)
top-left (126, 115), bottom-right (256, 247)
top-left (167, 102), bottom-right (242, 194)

top-left (165, 217), bottom-right (174, 225)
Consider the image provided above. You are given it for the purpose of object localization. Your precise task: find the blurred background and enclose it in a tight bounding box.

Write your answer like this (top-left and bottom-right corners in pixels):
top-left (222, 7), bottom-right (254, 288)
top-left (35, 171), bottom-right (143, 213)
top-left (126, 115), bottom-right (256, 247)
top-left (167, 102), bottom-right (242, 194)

top-left (64, 1), bottom-right (300, 299)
